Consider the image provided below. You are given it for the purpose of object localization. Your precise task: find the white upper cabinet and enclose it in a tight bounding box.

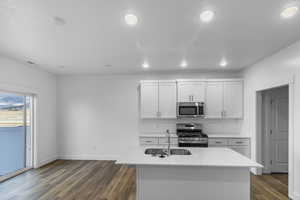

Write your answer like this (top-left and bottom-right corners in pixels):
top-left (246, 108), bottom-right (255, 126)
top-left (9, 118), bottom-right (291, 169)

top-left (177, 81), bottom-right (205, 102)
top-left (205, 81), bottom-right (224, 118)
top-left (205, 80), bottom-right (243, 119)
top-left (140, 81), bottom-right (159, 118)
top-left (140, 79), bottom-right (243, 119)
top-left (223, 81), bottom-right (243, 118)
top-left (158, 81), bottom-right (177, 118)
top-left (140, 80), bottom-right (177, 119)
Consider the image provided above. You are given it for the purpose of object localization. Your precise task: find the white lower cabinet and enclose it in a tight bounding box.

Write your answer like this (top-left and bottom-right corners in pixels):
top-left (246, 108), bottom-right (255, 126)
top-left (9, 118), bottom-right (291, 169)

top-left (140, 137), bottom-right (159, 145)
top-left (208, 138), bottom-right (251, 158)
top-left (208, 138), bottom-right (227, 146)
top-left (139, 136), bottom-right (250, 158)
top-left (140, 136), bottom-right (177, 146)
top-left (158, 137), bottom-right (178, 145)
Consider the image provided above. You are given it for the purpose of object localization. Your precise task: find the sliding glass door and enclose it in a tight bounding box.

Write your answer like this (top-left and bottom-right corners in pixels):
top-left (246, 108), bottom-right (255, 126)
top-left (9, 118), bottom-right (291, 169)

top-left (0, 92), bottom-right (33, 176)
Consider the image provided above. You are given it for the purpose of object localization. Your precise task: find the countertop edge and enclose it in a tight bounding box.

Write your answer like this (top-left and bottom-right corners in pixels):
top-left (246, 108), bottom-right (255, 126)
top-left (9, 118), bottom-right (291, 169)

top-left (115, 161), bottom-right (262, 168)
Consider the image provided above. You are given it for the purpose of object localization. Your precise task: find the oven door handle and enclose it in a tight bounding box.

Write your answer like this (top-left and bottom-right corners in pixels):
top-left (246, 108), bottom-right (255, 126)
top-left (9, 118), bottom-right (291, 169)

top-left (178, 141), bottom-right (208, 144)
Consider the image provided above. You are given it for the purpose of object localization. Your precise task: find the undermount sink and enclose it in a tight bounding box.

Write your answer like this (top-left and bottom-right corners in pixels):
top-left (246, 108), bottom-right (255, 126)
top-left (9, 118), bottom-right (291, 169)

top-left (145, 148), bottom-right (192, 156)
top-left (170, 149), bottom-right (192, 155)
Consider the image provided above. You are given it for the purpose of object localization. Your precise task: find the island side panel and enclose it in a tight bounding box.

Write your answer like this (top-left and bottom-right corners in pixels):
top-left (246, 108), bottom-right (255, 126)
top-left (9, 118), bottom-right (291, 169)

top-left (136, 165), bottom-right (250, 200)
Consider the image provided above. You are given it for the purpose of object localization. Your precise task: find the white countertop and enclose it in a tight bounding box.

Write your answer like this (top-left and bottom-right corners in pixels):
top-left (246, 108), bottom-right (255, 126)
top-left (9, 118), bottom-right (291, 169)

top-left (116, 147), bottom-right (262, 168)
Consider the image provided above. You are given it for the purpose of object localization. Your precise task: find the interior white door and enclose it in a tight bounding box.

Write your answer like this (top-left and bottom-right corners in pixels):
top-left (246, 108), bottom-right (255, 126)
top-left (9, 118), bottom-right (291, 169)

top-left (158, 81), bottom-right (177, 118)
top-left (270, 88), bottom-right (288, 173)
top-left (205, 82), bottom-right (223, 118)
top-left (140, 81), bottom-right (158, 118)
top-left (223, 81), bottom-right (243, 118)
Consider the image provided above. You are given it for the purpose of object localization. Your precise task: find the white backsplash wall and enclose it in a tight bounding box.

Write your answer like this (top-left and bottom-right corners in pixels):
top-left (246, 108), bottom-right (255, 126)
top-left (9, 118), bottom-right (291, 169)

top-left (57, 71), bottom-right (242, 159)
top-left (140, 118), bottom-right (244, 136)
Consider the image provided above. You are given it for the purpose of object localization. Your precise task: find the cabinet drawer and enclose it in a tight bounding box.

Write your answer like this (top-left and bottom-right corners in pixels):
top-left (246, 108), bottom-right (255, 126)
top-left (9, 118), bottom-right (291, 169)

top-left (208, 138), bottom-right (228, 146)
top-left (158, 137), bottom-right (178, 145)
top-left (140, 137), bottom-right (159, 145)
top-left (228, 139), bottom-right (249, 146)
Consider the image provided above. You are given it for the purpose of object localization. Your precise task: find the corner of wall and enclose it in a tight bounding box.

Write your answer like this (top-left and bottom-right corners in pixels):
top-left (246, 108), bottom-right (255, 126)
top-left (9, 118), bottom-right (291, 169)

top-left (35, 155), bottom-right (58, 168)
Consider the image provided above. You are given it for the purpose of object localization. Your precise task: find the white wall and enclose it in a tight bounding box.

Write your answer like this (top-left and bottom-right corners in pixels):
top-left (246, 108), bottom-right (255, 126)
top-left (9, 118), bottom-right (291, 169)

top-left (56, 72), bottom-right (242, 159)
top-left (242, 40), bottom-right (300, 199)
top-left (0, 56), bottom-right (57, 167)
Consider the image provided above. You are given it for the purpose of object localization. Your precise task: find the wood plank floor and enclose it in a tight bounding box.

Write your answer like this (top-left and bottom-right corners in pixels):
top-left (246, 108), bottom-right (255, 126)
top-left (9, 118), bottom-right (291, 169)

top-left (0, 160), bottom-right (288, 200)
top-left (251, 173), bottom-right (288, 200)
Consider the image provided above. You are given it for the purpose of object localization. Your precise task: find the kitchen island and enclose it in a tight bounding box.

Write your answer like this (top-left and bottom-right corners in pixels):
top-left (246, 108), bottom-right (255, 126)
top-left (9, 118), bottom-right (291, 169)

top-left (116, 147), bottom-right (262, 200)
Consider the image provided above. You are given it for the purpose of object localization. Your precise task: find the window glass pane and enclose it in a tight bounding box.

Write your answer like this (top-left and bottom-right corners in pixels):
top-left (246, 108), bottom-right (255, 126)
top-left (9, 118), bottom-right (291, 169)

top-left (0, 93), bottom-right (25, 176)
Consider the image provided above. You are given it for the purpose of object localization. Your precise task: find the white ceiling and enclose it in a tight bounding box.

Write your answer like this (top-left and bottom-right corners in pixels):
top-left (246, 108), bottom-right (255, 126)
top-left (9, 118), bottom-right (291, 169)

top-left (0, 0), bottom-right (300, 74)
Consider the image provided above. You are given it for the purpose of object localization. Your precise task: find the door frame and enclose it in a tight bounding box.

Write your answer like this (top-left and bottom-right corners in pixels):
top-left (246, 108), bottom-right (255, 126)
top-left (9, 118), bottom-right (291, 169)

top-left (0, 85), bottom-right (37, 172)
top-left (255, 77), bottom-right (294, 199)
top-left (260, 86), bottom-right (289, 173)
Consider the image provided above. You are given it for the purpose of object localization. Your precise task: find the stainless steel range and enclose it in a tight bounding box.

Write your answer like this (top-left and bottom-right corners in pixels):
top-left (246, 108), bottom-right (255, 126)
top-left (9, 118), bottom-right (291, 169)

top-left (176, 123), bottom-right (208, 147)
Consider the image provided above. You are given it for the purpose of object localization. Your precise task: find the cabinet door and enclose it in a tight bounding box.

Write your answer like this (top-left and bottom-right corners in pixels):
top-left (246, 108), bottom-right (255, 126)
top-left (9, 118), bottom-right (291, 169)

top-left (223, 81), bottom-right (243, 118)
top-left (205, 82), bottom-right (223, 118)
top-left (140, 137), bottom-right (159, 145)
top-left (177, 82), bottom-right (205, 102)
top-left (177, 82), bottom-right (193, 102)
top-left (191, 82), bottom-right (205, 102)
top-left (159, 81), bottom-right (177, 118)
top-left (140, 82), bottom-right (158, 118)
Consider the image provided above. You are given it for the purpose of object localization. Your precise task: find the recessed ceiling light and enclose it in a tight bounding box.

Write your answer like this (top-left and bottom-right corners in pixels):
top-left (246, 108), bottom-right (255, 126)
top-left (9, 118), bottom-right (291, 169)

top-left (142, 62), bottom-right (149, 69)
top-left (104, 64), bottom-right (112, 68)
top-left (53, 16), bottom-right (66, 26)
top-left (200, 10), bottom-right (215, 23)
top-left (219, 59), bottom-right (228, 67)
top-left (124, 13), bottom-right (138, 26)
top-left (27, 61), bottom-right (35, 65)
top-left (281, 6), bottom-right (299, 19)
top-left (180, 60), bottom-right (188, 68)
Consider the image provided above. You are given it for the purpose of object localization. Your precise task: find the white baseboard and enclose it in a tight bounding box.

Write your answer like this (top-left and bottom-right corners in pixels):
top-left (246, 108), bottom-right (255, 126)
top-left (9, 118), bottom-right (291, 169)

top-left (35, 156), bottom-right (58, 168)
top-left (294, 192), bottom-right (300, 200)
top-left (57, 154), bottom-right (117, 161)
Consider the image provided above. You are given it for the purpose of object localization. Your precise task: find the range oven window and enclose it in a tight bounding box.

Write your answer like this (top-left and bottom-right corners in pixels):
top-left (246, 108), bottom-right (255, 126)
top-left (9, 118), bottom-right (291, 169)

top-left (179, 106), bottom-right (197, 116)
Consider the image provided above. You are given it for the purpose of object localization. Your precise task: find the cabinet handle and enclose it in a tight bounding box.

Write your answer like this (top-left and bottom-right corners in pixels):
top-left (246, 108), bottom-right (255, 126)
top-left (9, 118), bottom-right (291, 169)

top-left (236, 141), bottom-right (243, 144)
top-left (216, 141), bottom-right (222, 144)
top-left (191, 95), bottom-right (194, 102)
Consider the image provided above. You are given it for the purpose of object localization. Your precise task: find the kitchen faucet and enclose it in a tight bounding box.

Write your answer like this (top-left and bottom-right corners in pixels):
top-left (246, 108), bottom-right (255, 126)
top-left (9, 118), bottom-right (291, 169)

top-left (166, 129), bottom-right (171, 156)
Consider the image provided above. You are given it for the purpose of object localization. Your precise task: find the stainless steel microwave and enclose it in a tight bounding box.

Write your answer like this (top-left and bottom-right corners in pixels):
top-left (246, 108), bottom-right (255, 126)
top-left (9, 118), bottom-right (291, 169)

top-left (177, 102), bottom-right (205, 118)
